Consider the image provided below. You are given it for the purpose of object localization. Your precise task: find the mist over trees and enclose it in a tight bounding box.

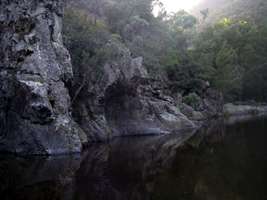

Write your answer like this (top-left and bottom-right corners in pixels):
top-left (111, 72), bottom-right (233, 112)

top-left (192, 0), bottom-right (267, 101)
top-left (63, 0), bottom-right (267, 102)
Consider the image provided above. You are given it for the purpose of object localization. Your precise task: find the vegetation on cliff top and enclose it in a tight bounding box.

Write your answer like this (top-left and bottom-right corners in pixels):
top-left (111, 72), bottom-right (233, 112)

top-left (63, 0), bottom-right (267, 102)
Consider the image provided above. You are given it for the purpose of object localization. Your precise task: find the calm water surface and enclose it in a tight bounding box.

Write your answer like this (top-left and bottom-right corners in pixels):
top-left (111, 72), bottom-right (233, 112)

top-left (1, 116), bottom-right (267, 200)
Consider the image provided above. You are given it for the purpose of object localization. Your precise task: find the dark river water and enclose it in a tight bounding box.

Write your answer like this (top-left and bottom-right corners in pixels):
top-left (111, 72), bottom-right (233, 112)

top-left (1, 116), bottom-right (267, 200)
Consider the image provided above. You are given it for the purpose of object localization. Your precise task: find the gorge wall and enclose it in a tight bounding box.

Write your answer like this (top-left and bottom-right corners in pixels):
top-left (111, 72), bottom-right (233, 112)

top-left (0, 0), bottom-right (83, 155)
top-left (0, 0), bottom-right (222, 155)
top-left (70, 39), bottom-right (197, 142)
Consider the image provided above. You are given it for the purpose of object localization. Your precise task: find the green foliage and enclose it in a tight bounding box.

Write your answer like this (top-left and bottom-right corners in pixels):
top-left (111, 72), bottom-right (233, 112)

top-left (63, 0), bottom-right (267, 103)
top-left (214, 41), bottom-right (243, 99)
top-left (168, 10), bottom-right (197, 30)
top-left (243, 63), bottom-right (267, 101)
top-left (183, 93), bottom-right (202, 110)
top-left (192, 14), bottom-right (267, 101)
top-left (64, 0), bottom-right (198, 79)
top-left (63, 9), bottom-right (109, 76)
top-left (166, 61), bottom-right (206, 96)
top-left (103, 0), bottom-right (154, 34)
top-left (200, 8), bottom-right (209, 21)
top-left (63, 8), bottom-right (127, 84)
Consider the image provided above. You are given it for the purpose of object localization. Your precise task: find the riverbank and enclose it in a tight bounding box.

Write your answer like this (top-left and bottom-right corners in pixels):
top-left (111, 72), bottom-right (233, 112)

top-left (224, 103), bottom-right (267, 117)
top-left (1, 116), bottom-right (267, 199)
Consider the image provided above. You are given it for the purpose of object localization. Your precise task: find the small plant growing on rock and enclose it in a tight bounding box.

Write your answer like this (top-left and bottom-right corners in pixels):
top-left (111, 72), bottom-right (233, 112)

top-left (183, 93), bottom-right (201, 110)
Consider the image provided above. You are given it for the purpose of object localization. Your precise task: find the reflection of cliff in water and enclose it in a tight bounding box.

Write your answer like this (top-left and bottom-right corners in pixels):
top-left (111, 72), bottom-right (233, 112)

top-left (75, 131), bottom-right (195, 200)
top-left (170, 116), bottom-right (267, 200)
top-left (1, 117), bottom-right (267, 200)
top-left (0, 155), bottom-right (81, 200)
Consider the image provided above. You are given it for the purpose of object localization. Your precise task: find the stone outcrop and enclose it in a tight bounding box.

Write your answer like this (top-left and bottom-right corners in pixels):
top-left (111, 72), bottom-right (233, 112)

top-left (179, 87), bottom-right (224, 122)
top-left (0, 0), bottom-right (83, 155)
top-left (71, 39), bottom-right (196, 142)
top-left (0, 0), bottom-right (224, 155)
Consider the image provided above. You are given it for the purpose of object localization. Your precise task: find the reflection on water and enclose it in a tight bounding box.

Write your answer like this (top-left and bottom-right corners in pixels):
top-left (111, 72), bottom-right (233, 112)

top-left (1, 117), bottom-right (267, 200)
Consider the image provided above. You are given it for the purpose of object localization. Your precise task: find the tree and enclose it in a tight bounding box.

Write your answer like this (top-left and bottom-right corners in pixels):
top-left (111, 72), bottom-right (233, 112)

top-left (192, 14), bottom-right (267, 101)
top-left (200, 8), bottom-right (209, 21)
top-left (214, 41), bottom-right (243, 100)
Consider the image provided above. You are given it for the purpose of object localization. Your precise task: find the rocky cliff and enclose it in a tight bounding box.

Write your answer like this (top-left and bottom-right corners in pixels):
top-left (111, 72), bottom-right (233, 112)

top-left (0, 0), bottom-right (83, 155)
top-left (0, 0), bottom-right (223, 155)
top-left (70, 39), bottom-right (196, 142)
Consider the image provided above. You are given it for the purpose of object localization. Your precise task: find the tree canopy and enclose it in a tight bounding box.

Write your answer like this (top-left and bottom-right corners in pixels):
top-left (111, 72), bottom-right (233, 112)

top-left (64, 0), bottom-right (267, 102)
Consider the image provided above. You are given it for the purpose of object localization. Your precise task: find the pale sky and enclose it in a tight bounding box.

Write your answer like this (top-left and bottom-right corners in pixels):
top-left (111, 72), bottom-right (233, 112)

top-left (160, 0), bottom-right (203, 12)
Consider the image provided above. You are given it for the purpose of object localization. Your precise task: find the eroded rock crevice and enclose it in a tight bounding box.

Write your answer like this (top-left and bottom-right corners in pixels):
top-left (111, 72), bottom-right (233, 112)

top-left (0, 0), bottom-right (223, 155)
top-left (0, 0), bottom-right (83, 155)
top-left (70, 41), bottom-right (196, 141)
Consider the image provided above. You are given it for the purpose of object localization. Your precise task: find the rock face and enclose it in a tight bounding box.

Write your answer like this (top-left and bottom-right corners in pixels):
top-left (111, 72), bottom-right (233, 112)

top-left (0, 0), bottom-right (83, 155)
top-left (0, 0), bottom-right (222, 154)
top-left (71, 40), bottom-right (196, 142)
top-left (179, 88), bottom-right (224, 122)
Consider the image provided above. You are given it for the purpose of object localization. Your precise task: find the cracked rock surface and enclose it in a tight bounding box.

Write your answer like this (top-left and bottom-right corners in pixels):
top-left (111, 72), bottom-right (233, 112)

top-left (0, 0), bottom-right (83, 155)
top-left (71, 40), bottom-right (196, 142)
